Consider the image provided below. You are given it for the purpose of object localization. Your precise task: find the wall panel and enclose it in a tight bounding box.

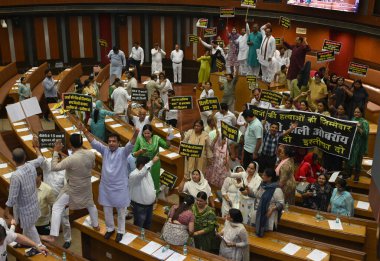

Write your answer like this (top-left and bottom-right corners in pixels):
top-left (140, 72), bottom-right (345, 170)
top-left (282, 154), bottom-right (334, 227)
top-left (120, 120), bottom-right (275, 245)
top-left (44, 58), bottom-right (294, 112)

top-left (33, 17), bottom-right (46, 61)
top-left (12, 22), bottom-right (25, 62)
top-left (47, 16), bottom-right (60, 60)
top-left (69, 16), bottom-right (80, 58)
top-left (164, 16), bottom-right (174, 52)
top-left (82, 15), bottom-right (93, 58)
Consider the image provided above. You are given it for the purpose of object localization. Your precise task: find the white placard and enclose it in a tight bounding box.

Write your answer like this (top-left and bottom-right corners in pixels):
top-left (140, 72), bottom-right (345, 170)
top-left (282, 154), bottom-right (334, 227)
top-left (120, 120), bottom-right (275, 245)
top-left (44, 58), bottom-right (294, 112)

top-left (110, 123), bottom-right (122, 128)
top-left (120, 232), bottom-right (138, 246)
top-left (21, 134), bottom-right (33, 141)
top-left (356, 201), bottom-right (370, 210)
top-left (329, 172), bottom-right (339, 183)
top-left (328, 220), bottom-right (343, 230)
top-left (155, 122), bottom-right (164, 128)
top-left (306, 249), bottom-right (328, 261)
top-left (140, 241), bottom-right (162, 255)
top-left (166, 152), bottom-right (179, 158)
top-left (281, 242), bottom-right (301, 255)
top-left (152, 247), bottom-right (174, 260)
top-left (0, 163), bottom-right (7, 169)
top-left (3, 172), bottom-right (13, 179)
top-left (16, 127), bottom-right (29, 133)
top-left (105, 118), bottom-right (114, 122)
top-left (166, 252), bottom-right (187, 261)
top-left (20, 97), bottom-right (42, 117)
top-left (6, 102), bottom-right (26, 123)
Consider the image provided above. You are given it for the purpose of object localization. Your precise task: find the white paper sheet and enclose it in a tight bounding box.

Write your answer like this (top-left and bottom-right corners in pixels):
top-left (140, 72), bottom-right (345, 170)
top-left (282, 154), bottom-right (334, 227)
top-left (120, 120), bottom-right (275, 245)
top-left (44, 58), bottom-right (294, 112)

top-left (110, 123), bottom-right (122, 128)
top-left (152, 246), bottom-right (174, 260)
top-left (41, 148), bottom-right (49, 153)
top-left (306, 249), bottom-right (328, 261)
top-left (162, 128), bottom-right (169, 132)
top-left (362, 159), bottom-right (373, 166)
top-left (120, 232), bottom-right (138, 246)
top-left (3, 172), bottom-right (13, 179)
top-left (174, 132), bottom-right (181, 138)
top-left (64, 126), bottom-right (75, 131)
top-left (21, 134), bottom-right (33, 141)
top-left (105, 118), bottom-right (114, 122)
top-left (166, 252), bottom-right (187, 261)
top-left (52, 110), bottom-right (60, 114)
top-left (0, 163), bottom-right (7, 169)
top-left (56, 115), bottom-right (67, 119)
top-left (155, 122), bottom-right (164, 128)
top-left (16, 127), bottom-right (29, 132)
top-left (82, 216), bottom-right (92, 227)
top-left (20, 97), bottom-right (42, 117)
top-left (328, 220), bottom-right (343, 230)
top-left (328, 171), bottom-right (339, 183)
top-left (91, 176), bottom-right (99, 183)
top-left (6, 102), bottom-right (26, 123)
top-left (166, 152), bottom-right (179, 158)
top-left (140, 241), bottom-right (162, 255)
top-left (159, 147), bottom-right (165, 152)
top-left (13, 121), bottom-right (26, 126)
top-left (356, 201), bottom-right (370, 210)
top-left (83, 137), bottom-right (88, 142)
top-left (281, 242), bottom-right (301, 255)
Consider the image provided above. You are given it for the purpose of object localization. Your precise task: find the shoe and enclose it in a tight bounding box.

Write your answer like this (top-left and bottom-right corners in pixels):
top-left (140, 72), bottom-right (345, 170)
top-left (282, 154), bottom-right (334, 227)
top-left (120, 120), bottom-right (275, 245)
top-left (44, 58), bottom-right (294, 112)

top-left (63, 241), bottom-right (71, 249)
top-left (104, 230), bottom-right (115, 240)
top-left (115, 233), bottom-right (123, 243)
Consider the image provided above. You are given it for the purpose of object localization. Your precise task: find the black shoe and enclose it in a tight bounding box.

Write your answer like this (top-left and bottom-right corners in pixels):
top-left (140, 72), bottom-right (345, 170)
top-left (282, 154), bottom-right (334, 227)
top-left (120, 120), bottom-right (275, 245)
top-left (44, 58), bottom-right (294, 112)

top-left (104, 230), bottom-right (115, 240)
top-left (63, 241), bottom-right (71, 249)
top-left (25, 248), bottom-right (40, 257)
top-left (115, 233), bottom-right (123, 243)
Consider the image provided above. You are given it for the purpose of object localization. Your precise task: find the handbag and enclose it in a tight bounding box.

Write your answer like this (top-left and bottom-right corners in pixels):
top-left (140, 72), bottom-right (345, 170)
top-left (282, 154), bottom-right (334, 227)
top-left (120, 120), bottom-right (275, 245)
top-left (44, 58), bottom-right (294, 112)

top-left (161, 221), bottom-right (189, 246)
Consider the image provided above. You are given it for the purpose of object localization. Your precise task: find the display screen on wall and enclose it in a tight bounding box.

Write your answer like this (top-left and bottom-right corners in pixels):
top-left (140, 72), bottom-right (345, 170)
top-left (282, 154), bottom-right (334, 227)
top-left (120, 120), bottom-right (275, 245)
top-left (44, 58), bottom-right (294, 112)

top-left (287, 0), bottom-right (360, 13)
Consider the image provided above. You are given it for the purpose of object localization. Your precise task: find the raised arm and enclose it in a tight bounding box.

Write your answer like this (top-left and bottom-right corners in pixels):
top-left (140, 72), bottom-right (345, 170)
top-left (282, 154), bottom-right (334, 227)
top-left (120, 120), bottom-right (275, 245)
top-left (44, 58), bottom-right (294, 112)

top-left (199, 37), bottom-right (212, 49)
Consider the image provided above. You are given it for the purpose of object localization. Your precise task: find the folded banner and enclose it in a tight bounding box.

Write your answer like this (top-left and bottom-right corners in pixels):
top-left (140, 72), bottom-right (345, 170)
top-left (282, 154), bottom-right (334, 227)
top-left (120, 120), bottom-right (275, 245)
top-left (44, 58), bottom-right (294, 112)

top-left (169, 96), bottom-right (193, 110)
top-left (131, 88), bottom-right (148, 101)
top-left (248, 105), bottom-right (358, 158)
top-left (260, 90), bottom-right (283, 106)
top-left (322, 40), bottom-right (342, 54)
top-left (38, 131), bottom-right (65, 148)
top-left (220, 7), bottom-right (235, 18)
top-left (179, 142), bottom-right (204, 158)
top-left (204, 27), bottom-right (217, 38)
top-left (63, 93), bottom-right (92, 112)
top-left (279, 16), bottom-right (291, 29)
top-left (221, 121), bottom-right (239, 142)
top-left (198, 97), bottom-right (220, 112)
top-left (348, 62), bottom-right (368, 77)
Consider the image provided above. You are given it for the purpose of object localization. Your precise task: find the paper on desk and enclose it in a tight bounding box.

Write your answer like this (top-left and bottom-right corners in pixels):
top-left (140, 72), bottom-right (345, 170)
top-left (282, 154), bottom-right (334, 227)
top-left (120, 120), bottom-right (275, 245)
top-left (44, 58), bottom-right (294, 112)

top-left (21, 134), bottom-right (33, 141)
top-left (16, 127), bottom-right (29, 132)
top-left (0, 163), bottom-right (7, 169)
top-left (140, 241), bottom-right (162, 255)
top-left (166, 152), bottom-right (179, 158)
top-left (306, 249), bottom-right (328, 261)
top-left (362, 159), bottom-right (373, 166)
top-left (328, 220), bottom-right (343, 230)
top-left (83, 137), bottom-right (88, 142)
top-left (91, 176), bottom-right (99, 183)
top-left (64, 126), bottom-right (75, 131)
top-left (159, 147), bottom-right (165, 153)
top-left (166, 252), bottom-right (186, 261)
top-left (20, 97), bottom-right (42, 117)
top-left (13, 121), bottom-right (26, 126)
top-left (52, 110), bottom-right (60, 114)
top-left (82, 216), bottom-right (92, 227)
top-left (6, 102), bottom-right (26, 123)
top-left (152, 246), bottom-right (175, 260)
top-left (110, 123), bottom-right (122, 128)
top-left (329, 172), bottom-right (339, 183)
top-left (120, 232), bottom-right (138, 246)
top-left (356, 201), bottom-right (370, 210)
top-left (155, 122), bottom-right (164, 128)
top-left (105, 118), bottom-right (114, 122)
top-left (3, 172), bottom-right (13, 179)
top-left (162, 128), bottom-right (169, 132)
top-left (281, 242), bottom-right (301, 255)
top-left (174, 132), bottom-right (181, 138)
top-left (40, 148), bottom-right (49, 153)
top-left (56, 115), bottom-right (67, 119)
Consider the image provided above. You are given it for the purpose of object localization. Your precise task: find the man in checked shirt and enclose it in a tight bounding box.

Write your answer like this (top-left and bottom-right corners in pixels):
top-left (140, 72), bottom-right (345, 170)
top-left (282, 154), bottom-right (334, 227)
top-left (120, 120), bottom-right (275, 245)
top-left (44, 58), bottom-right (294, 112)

top-left (5, 136), bottom-right (44, 249)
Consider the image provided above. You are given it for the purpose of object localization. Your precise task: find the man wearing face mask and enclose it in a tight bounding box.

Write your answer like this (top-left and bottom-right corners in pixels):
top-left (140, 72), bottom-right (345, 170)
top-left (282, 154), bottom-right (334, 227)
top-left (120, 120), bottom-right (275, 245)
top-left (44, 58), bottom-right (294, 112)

top-left (80, 124), bottom-right (138, 243)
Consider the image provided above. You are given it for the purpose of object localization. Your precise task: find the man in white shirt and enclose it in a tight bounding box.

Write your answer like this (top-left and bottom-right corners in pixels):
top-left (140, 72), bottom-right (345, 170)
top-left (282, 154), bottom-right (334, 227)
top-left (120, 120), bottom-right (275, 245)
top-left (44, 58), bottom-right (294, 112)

top-left (127, 107), bottom-right (153, 135)
top-left (170, 44), bottom-right (184, 84)
top-left (214, 102), bottom-right (237, 129)
top-left (125, 71), bottom-right (138, 95)
top-left (258, 23), bottom-right (276, 83)
top-left (151, 43), bottom-right (166, 74)
top-left (111, 84), bottom-right (130, 115)
top-left (128, 42), bottom-right (144, 82)
top-left (129, 155), bottom-right (159, 229)
top-left (236, 23), bottom-right (250, 76)
top-left (107, 46), bottom-right (126, 84)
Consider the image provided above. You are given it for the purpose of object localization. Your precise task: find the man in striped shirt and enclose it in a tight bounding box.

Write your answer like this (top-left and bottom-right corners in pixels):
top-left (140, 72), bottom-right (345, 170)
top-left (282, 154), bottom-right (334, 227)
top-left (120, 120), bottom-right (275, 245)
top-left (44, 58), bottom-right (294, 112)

top-left (5, 138), bottom-right (44, 247)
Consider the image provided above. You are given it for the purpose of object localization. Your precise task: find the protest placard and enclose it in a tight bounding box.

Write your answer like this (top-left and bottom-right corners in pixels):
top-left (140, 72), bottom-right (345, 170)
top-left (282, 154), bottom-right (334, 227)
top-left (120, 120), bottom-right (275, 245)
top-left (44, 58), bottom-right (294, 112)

top-left (317, 50), bottom-right (335, 63)
top-left (38, 131), bottom-right (65, 148)
top-left (221, 121), bottom-right (239, 142)
top-left (131, 88), bottom-right (148, 102)
top-left (169, 96), bottom-right (193, 110)
top-left (279, 16), bottom-right (291, 29)
top-left (204, 27), bottom-right (217, 38)
top-left (198, 97), bottom-right (220, 112)
top-left (348, 62), bottom-right (368, 77)
top-left (179, 142), bottom-right (204, 158)
top-left (63, 93), bottom-right (92, 112)
top-left (322, 40), bottom-right (342, 54)
top-left (220, 7), bottom-right (235, 17)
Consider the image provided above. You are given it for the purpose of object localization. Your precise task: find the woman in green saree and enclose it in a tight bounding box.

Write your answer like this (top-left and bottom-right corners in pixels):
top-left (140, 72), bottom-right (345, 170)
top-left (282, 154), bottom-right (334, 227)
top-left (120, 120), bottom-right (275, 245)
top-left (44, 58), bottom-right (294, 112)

top-left (132, 124), bottom-right (170, 192)
top-left (347, 106), bottom-right (369, 182)
top-left (192, 191), bottom-right (218, 253)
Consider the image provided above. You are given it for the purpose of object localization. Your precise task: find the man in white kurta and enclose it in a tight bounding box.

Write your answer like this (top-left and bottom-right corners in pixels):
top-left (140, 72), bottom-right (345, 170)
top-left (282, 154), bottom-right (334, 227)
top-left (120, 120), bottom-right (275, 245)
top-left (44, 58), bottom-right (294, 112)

top-left (151, 43), bottom-right (166, 74)
top-left (108, 46), bottom-right (126, 85)
top-left (170, 44), bottom-right (184, 84)
top-left (236, 23), bottom-right (250, 76)
top-left (111, 85), bottom-right (130, 114)
top-left (82, 126), bottom-right (138, 243)
top-left (258, 23), bottom-right (276, 83)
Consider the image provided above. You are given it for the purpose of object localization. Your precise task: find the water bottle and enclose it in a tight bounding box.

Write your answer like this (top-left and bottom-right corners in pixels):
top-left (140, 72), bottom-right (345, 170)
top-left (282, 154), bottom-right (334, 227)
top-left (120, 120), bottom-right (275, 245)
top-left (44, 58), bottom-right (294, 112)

top-left (284, 202), bottom-right (289, 212)
top-left (183, 243), bottom-right (188, 256)
top-left (140, 227), bottom-right (145, 240)
top-left (62, 252), bottom-right (67, 261)
top-left (336, 213), bottom-right (340, 224)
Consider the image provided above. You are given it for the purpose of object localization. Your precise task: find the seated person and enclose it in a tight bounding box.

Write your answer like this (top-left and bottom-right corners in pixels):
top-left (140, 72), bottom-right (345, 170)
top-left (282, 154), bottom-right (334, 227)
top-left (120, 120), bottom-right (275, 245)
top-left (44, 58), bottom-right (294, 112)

top-left (274, 65), bottom-right (287, 86)
top-left (301, 173), bottom-right (332, 212)
top-left (328, 178), bottom-right (354, 217)
top-left (295, 152), bottom-right (323, 183)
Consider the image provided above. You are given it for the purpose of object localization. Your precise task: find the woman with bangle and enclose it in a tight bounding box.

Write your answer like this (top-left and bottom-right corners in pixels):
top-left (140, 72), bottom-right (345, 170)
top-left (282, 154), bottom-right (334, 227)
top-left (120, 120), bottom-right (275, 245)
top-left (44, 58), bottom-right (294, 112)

top-left (302, 173), bottom-right (332, 212)
top-left (133, 124), bottom-right (170, 193)
top-left (218, 208), bottom-right (249, 261)
top-left (221, 166), bottom-right (245, 217)
top-left (90, 100), bottom-right (116, 141)
top-left (192, 191), bottom-right (218, 253)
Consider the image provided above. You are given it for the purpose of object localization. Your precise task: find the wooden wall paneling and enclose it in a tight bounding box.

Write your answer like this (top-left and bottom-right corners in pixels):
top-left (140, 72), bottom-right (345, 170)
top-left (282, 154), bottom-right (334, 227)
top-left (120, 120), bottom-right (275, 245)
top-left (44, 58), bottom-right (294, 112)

top-left (118, 20), bottom-right (128, 56)
top-left (47, 16), bottom-right (60, 60)
top-left (69, 16), bottom-right (80, 59)
top-left (33, 17), bottom-right (46, 61)
top-left (151, 16), bottom-right (161, 48)
top-left (82, 15), bottom-right (94, 58)
top-left (12, 21), bottom-right (25, 62)
top-left (183, 17), bottom-right (193, 61)
top-left (164, 16), bottom-right (174, 52)
top-left (131, 16), bottom-right (141, 45)
top-left (354, 34), bottom-right (380, 64)
top-left (0, 28), bottom-right (11, 64)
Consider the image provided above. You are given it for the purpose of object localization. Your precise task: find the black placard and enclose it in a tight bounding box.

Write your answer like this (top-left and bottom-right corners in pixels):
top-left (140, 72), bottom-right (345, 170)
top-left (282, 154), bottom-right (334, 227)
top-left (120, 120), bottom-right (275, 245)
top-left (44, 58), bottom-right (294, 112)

top-left (246, 75), bottom-right (257, 84)
top-left (279, 16), bottom-right (291, 29)
top-left (275, 37), bottom-right (282, 46)
top-left (160, 171), bottom-right (178, 189)
top-left (220, 7), bottom-right (235, 17)
top-left (260, 90), bottom-right (283, 106)
top-left (204, 27), bottom-right (217, 38)
top-left (317, 50), bottom-right (335, 63)
top-left (216, 40), bottom-right (224, 47)
top-left (168, 96), bottom-right (193, 110)
top-left (179, 142), bottom-right (204, 158)
top-left (131, 88), bottom-right (148, 102)
top-left (248, 105), bottom-right (358, 159)
top-left (63, 93), bottom-right (93, 112)
top-left (241, 0), bottom-right (256, 8)
top-left (348, 62), bottom-right (369, 77)
top-left (188, 34), bottom-right (199, 43)
top-left (322, 40), bottom-right (342, 54)
top-left (198, 97), bottom-right (220, 112)
top-left (221, 121), bottom-right (239, 142)
top-left (38, 131), bottom-right (65, 148)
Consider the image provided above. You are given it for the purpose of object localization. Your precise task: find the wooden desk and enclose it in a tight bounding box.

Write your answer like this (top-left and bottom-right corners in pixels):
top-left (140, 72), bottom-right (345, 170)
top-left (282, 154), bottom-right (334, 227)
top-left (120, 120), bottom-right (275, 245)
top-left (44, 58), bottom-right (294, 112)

top-left (74, 213), bottom-right (226, 261)
top-left (152, 201), bottom-right (365, 261)
top-left (0, 153), bottom-right (15, 197)
top-left (58, 64), bottom-right (83, 96)
top-left (104, 116), bottom-right (185, 188)
top-left (7, 242), bottom-right (88, 261)
top-left (151, 117), bottom-right (181, 147)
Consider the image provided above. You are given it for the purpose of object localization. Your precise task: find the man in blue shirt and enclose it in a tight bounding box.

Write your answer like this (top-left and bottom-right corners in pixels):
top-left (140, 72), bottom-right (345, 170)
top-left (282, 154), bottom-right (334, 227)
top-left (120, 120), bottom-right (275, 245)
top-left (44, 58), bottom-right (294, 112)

top-left (42, 69), bottom-right (58, 121)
